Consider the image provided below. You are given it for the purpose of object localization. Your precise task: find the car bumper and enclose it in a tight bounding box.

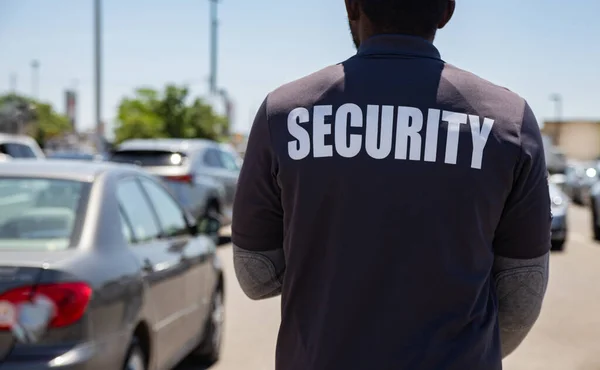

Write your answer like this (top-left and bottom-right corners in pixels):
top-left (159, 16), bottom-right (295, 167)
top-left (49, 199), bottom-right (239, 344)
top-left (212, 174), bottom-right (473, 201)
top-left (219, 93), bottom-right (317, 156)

top-left (0, 333), bottom-right (129, 369)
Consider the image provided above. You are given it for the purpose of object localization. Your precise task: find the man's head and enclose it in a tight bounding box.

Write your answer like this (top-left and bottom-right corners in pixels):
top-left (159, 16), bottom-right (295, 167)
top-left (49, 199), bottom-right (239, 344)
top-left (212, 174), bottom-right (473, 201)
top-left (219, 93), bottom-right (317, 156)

top-left (345, 0), bottom-right (456, 48)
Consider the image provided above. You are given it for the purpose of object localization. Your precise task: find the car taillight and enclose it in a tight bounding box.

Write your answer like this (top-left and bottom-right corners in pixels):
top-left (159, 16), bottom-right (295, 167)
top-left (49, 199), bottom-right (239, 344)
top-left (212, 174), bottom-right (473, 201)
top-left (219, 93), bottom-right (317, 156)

top-left (166, 174), bottom-right (193, 183)
top-left (0, 282), bottom-right (92, 330)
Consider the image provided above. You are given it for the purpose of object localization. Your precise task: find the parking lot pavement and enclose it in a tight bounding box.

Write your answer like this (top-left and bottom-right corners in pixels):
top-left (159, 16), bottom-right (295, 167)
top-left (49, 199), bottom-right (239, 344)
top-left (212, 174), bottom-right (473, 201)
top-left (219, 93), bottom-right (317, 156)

top-left (178, 204), bottom-right (600, 370)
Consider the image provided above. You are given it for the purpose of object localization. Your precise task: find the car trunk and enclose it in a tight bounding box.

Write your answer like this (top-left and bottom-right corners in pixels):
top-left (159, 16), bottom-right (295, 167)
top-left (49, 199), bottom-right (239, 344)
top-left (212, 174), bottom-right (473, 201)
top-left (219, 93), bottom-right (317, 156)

top-left (0, 266), bottom-right (46, 360)
top-left (0, 251), bottom-right (82, 361)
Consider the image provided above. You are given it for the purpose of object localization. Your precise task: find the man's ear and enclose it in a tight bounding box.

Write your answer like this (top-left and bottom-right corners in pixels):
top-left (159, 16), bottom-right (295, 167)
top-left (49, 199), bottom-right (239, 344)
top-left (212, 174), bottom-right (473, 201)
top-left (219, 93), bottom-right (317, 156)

top-left (438, 0), bottom-right (455, 29)
top-left (345, 0), bottom-right (360, 21)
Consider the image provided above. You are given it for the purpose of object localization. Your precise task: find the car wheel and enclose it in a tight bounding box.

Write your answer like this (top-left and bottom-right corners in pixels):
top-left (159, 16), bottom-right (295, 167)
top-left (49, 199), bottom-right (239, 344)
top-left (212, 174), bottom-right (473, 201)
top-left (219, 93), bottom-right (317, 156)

top-left (193, 289), bottom-right (224, 365)
top-left (573, 190), bottom-right (583, 205)
top-left (551, 240), bottom-right (565, 252)
top-left (123, 338), bottom-right (146, 370)
top-left (593, 207), bottom-right (600, 242)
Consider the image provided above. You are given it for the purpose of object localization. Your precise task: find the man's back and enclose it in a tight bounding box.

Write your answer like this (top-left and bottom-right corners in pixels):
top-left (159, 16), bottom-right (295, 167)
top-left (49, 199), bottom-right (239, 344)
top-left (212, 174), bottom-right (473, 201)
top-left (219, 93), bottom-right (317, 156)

top-left (232, 2), bottom-right (550, 369)
top-left (260, 35), bottom-right (525, 369)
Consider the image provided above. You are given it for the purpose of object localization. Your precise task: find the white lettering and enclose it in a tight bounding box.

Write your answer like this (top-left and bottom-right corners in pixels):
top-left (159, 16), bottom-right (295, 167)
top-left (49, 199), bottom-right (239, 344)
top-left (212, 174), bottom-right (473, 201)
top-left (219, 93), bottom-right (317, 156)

top-left (443, 111), bottom-right (468, 165)
top-left (469, 115), bottom-right (495, 169)
top-left (285, 104), bottom-right (494, 170)
top-left (313, 105), bottom-right (333, 158)
top-left (395, 106), bottom-right (423, 161)
top-left (365, 105), bottom-right (394, 159)
top-left (424, 109), bottom-right (441, 162)
top-left (287, 107), bottom-right (310, 160)
top-left (335, 103), bottom-right (363, 158)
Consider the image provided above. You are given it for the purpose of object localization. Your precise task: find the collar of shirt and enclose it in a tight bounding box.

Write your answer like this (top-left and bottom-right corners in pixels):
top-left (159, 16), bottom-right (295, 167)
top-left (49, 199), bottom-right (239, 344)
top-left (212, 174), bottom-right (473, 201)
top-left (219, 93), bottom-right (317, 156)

top-left (356, 34), bottom-right (442, 61)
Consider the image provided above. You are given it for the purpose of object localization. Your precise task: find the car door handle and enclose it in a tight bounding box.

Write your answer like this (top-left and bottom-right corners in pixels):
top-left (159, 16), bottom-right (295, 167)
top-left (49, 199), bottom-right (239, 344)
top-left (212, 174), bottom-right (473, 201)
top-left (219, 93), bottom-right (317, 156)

top-left (142, 258), bottom-right (154, 273)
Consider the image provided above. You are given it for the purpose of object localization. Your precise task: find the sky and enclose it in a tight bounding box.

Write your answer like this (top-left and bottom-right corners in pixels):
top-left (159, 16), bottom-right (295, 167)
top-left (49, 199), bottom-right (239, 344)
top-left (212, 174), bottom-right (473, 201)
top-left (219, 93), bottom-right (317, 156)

top-left (0, 0), bottom-right (598, 140)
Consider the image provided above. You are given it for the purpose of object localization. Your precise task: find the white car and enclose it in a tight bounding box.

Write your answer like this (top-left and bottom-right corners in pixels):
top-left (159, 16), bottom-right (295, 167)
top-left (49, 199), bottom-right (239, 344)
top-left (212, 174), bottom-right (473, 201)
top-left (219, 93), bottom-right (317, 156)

top-left (0, 134), bottom-right (45, 159)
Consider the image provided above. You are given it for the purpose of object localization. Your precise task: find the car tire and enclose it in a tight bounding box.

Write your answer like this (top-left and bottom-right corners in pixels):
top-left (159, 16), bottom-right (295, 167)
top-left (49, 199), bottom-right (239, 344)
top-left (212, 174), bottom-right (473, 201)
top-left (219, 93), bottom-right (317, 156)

top-left (592, 199), bottom-right (600, 242)
top-left (192, 289), bottom-right (224, 365)
top-left (573, 191), bottom-right (583, 206)
top-left (123, 338), bottom-right (146, 370)
top-left (551, 240), bottom-right (565, 252)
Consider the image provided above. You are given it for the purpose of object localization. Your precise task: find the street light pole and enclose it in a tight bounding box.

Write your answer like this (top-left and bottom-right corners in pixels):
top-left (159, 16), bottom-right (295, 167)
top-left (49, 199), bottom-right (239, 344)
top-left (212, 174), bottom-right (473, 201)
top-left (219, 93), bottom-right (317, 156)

top-left (218, 88), bottom-right (232, 135)
top-left (94, 0), bottom-right (103, 137)
top-left (31, 60), bottom-right (39, 99)
top-left (550, 94), bottom-right (562, 123)
top-left (209, 0), bottom-right (219, 94)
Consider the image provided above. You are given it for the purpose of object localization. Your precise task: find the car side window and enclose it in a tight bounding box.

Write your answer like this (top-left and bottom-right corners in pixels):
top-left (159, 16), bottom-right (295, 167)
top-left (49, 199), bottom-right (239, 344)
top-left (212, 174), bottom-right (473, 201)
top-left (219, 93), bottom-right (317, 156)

top-left (119, 208), bottom-right (134, 243)
top-left (219, 150), bottom-right (240, 171)
top-left (116, 178), bottom-right (161, 243)
top-left (139, 177), bottom-right (189, 237)
top-left (5, 143), bottom-right (37, 158)
top-left (203, 148), bottom-right (223, 168)
top-left (16, 144), bottom-right (37, 158)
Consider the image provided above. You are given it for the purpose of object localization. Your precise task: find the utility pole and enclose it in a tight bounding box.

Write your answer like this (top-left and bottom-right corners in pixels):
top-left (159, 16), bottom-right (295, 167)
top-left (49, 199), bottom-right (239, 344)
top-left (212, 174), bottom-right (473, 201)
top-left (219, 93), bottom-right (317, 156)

top-left (9, 73), bottom-right (17, 93)
top-left (550, 93), bottom-right (562, 123)
top-left (31, 60), bottom-right (39, 99)
top-left (209, 0), bottom-right (219, 94)
top-left (549, 94), bottom-right (563, 146)
top-left (94, 0), bottom-right (103, 137)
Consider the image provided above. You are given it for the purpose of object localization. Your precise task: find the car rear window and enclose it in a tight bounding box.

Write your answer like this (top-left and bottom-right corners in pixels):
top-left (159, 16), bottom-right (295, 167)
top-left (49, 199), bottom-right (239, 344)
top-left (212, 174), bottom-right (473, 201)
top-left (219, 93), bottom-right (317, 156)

top-left (48, 152), bottom-right (96, 161)
top-left (0, 178), bottom-right (88, 250)
top-left (110, 150), bottom-right (187, 167)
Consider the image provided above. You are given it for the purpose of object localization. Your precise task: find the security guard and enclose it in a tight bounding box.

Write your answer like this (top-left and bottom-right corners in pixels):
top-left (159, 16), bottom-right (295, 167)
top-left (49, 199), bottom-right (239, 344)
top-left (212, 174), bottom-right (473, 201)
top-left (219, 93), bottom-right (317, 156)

top-left (232, 0), bottom-right (551, 369)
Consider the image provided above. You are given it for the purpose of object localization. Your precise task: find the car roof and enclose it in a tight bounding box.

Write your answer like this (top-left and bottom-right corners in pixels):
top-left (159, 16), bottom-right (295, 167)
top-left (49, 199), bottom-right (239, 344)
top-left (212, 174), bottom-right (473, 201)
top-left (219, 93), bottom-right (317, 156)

top-left (0, 133), bottom-right (38, 145)
top-left (0, 159), bottom-right (141, 182)
top-left (116, 138), bottom-right (219, 153)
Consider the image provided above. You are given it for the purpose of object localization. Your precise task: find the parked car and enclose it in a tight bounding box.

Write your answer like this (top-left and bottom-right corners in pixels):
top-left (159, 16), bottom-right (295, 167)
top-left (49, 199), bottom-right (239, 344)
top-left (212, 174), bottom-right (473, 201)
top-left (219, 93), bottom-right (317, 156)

top-left (542, 135), bottom-right (567, 175)
top-left (550, 182), bottom-right (568, 251)
top-left (110, 139), bottom-right (241, 227)
top-left (0, 133), bottom-right (45, 159)
top-left (564, 161), bottom-right (599, 205)
top-left (0, 160), bottom-right (224, 369)
top-left (587, 181), bottom-right (600, 242)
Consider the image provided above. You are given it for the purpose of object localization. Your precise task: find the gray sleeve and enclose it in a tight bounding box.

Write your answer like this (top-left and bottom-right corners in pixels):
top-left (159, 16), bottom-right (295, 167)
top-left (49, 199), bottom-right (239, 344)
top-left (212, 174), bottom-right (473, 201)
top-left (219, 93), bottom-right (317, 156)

top-left (233, 244), bottom-right (286, 300)
top-left (493, 252), bottom-right (549, 358)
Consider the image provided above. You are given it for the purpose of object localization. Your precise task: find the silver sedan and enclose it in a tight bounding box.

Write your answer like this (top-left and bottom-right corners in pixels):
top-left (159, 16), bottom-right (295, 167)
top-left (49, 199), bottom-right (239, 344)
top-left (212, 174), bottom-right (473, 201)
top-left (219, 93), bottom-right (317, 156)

top-left (0, 160), bottom-right (224, 370)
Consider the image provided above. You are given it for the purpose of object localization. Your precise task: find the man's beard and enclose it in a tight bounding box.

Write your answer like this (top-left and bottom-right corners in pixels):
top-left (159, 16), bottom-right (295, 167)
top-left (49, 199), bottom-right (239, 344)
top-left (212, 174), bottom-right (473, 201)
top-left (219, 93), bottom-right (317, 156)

top-left (348, 19), bottom-right (360, 49)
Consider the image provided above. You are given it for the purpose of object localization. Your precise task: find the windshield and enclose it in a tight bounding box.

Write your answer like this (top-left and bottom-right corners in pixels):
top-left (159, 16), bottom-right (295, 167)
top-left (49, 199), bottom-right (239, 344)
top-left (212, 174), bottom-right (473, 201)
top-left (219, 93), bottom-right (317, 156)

top-left (110, 150), bottom-right (187, 167)
top-left (0, 178), bottom-right (87, 250)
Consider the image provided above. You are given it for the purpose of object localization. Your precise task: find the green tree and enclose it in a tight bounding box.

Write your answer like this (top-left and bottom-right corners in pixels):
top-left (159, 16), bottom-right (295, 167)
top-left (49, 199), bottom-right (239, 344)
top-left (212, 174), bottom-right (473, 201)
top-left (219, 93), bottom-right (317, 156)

top-left (0, 94), bottom-right (72, 146)
top-left (114, 84), bottom-right (228, 143)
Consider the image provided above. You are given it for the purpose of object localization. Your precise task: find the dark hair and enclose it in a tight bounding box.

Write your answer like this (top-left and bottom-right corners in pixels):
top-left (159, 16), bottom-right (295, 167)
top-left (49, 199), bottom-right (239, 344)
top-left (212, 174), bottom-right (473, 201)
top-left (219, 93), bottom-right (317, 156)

top-left (359, 0), bottom-right (449, 38)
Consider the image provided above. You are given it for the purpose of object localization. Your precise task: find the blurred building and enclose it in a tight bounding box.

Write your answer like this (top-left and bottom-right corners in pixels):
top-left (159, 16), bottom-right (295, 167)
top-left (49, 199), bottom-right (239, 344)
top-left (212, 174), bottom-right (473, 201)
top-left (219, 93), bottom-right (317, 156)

top-left (44, 130), bottom-right (109, 155)
top-left (542, 120), bottom-right (600, 161)
top-left (65, 90), bottom-right (77, 131)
